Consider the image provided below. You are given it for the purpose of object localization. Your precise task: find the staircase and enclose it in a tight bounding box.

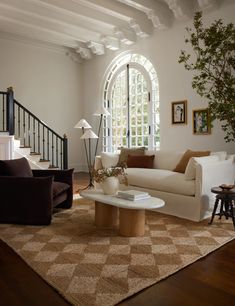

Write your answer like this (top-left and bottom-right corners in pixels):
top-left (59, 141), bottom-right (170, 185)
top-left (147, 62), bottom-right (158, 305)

top-left (0, 87), bottom-right (68, 169)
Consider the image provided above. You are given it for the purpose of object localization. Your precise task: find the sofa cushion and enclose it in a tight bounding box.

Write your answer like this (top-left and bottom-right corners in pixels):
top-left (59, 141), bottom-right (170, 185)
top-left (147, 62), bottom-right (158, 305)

top-left (53, 181), bottom-right (70, 198)
top-left (145, 150), bottom-right (184, 170)
top-left (101, 152), bottom-right (119, 168)
top-left (173, 149), bottom-right (210, 173)
top-left (127, 155), bottom-right (155, 168)
top-left (126, 168), bottom-right (195, 196)
top-left (184, 155), bottom-right (219, 180)
top-left (0, 157), bottom-right (33, 177)
top-left (118, 147), bottom-right (145, 166)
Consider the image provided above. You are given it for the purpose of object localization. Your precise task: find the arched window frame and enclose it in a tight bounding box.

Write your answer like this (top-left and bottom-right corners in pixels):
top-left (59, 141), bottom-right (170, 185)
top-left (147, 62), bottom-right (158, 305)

top-left (102, 53), bottom-right (159, 152)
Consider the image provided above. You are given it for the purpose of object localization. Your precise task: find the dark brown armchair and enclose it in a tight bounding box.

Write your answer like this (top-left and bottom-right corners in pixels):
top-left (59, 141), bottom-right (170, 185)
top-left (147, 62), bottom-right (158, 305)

top-left (0, 158), bottom-right (74, 225)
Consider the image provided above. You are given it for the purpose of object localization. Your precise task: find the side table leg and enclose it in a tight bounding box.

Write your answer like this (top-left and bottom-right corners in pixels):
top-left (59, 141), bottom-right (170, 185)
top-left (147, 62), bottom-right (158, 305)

top-left (209, 198), bottom-right (219, 225)
top-left (95, 201), bottom-right (118, 228)
top-left (219, 199), bottom-right (225, 219)
top-left (119, 208), bottom-right (145, 237)
top-left (229, 200), bottom-right (235, 228)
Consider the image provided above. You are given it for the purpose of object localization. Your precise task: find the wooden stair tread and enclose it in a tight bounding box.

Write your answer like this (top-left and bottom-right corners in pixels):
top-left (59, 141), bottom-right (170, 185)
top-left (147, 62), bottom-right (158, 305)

top-left (49, 165), bottom-right (59, 169)
top-left (39, 159), bottom-right (50, 162)
top-left (30, 152), bottom-right (41, 156)
top-left (19, 146), bottom-right (31, 148)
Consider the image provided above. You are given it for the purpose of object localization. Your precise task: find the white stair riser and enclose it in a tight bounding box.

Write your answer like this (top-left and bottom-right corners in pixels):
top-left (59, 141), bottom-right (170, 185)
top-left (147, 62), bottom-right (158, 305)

top-left (29, 155), bottom-right (41, 163)
top-left (15, 147), bottom-right (31, 156)
top-left (37, 161), bottom-right (50, 169)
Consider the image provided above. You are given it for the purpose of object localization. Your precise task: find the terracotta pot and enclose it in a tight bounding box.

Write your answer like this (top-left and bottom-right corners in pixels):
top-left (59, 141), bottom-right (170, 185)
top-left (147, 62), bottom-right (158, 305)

top-left (101, 177), bottom-right (119, 195)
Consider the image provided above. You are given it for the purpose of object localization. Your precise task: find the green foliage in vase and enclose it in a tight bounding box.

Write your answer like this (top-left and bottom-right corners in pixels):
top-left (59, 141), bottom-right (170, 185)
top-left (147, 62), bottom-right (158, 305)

top-left (179, 11), bottom-right (235, 142)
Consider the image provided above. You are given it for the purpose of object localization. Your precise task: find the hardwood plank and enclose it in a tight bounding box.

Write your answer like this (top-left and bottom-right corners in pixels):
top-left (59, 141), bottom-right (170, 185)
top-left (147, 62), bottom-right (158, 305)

top-left (0, 239), bottom-right (71, 306)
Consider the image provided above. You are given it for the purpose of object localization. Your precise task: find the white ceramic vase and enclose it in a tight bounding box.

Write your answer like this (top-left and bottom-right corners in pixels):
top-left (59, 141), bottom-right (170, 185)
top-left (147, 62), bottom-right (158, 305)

top-left (101, 177), bottom-right (119, 195)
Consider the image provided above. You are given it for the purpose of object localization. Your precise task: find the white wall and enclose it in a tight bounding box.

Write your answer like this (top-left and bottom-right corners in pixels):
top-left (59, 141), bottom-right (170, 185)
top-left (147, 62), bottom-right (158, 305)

top-left (82, 1), bottom-right (235, 155)
top-left (0, 38), bottom-right (83, 170)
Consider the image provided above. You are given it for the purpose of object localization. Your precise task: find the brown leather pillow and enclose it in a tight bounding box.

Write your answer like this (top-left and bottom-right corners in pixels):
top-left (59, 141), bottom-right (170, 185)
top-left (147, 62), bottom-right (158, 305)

top-left (0, 157), bottom-right (33, 177)
top-left (127, 155), bottom-right (155, 168)
top-left (173, 149), bottom-right (211, 173)
top-left (117, 147), bottom-right (145, 166)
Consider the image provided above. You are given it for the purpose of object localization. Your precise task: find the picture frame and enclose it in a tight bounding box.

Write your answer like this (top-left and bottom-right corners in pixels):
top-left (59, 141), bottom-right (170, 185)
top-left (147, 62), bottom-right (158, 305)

top-left (171, 100), bottom-right (187, 124)
top-left (193, 108), bottom-right (211, 135)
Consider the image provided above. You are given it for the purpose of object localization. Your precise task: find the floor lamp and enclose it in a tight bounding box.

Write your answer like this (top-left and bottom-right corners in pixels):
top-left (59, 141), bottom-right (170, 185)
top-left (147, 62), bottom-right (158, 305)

top-left (93, 105), bottom-right (110, 161)
top-left (74, 119), bottom-right (91, 174)
top-left (80, 129), bottom-right (98, 188)
top-left (74, 105), bottom-right (110, 189)
top-left (74, 119), bottom-right (95, 189)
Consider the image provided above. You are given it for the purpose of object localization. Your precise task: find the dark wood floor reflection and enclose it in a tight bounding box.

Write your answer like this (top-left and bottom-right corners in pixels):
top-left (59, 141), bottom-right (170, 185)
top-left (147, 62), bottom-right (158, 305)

top-left (0, 172), bottom-right (234, 306)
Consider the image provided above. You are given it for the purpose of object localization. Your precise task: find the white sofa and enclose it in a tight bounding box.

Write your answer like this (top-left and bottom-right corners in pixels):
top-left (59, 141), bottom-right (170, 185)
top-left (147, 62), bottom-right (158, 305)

top-left (95, 150), bottom-right (235, 222)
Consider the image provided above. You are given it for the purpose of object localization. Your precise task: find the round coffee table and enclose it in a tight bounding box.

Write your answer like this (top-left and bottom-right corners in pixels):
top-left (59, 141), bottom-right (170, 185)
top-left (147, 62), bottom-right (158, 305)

top-left (209, 187), bottom-right (235, 228)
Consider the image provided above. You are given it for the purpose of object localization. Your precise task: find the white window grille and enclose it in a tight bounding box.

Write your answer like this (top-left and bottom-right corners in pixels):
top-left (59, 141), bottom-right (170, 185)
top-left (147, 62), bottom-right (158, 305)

top-left (102, 54), bottom-right (159, 152)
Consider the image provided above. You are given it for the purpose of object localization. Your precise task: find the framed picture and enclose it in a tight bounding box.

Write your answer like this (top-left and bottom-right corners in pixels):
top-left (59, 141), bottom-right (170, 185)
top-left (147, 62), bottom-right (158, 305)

top-left (193, 108), bottom-right (211, 135)
top-left (171, 100), bottom-right (187, 124)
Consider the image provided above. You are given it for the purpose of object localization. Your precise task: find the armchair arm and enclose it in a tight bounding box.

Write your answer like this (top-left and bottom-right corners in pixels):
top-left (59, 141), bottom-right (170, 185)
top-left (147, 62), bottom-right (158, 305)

top-left (32, 168), bottom-right (74, 185)
top-left (0, 176), bottom-right (53, 225)
top-left (32, 169), bottom-right (74, 209)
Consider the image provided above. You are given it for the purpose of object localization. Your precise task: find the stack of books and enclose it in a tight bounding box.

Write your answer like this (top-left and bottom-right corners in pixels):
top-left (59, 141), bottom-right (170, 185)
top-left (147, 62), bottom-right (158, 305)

top-left (117, 190), bottom-right (151, 201)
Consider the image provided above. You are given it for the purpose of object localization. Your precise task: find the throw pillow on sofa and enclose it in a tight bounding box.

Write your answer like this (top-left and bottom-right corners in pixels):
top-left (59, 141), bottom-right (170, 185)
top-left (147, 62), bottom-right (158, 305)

top-left (127, 155), bottom-right (155, 168)
top-left (101, 152), bottom-right (119, 168)
top-left (0, 157), bottom-right (33, 177)
top-left (117, 147), bottom-right (145, 166)
top-left (173, 149), bottom-right (210, 173)
top-left (184, 155), bottom-right (219, 180)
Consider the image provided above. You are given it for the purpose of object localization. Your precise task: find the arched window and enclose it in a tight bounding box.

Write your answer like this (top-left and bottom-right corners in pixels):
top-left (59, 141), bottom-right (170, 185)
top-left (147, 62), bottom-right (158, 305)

top-left (102, 53), bottom-right (159, 152)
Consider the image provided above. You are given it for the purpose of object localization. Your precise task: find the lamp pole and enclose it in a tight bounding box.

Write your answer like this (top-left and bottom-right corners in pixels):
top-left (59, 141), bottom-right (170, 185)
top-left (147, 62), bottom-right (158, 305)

top-left (80, 129), bottom-right (98, 190)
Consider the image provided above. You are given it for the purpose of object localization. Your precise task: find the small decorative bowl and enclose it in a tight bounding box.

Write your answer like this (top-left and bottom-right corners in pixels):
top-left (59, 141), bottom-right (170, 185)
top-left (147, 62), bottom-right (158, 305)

top-left (219, 184), bottom-right (235, 190)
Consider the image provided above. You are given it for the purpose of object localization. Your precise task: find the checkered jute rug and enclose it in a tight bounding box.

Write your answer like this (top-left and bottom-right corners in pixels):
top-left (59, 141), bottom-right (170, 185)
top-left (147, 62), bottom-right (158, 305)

top-left (0, 197), bottom-right (235, 306)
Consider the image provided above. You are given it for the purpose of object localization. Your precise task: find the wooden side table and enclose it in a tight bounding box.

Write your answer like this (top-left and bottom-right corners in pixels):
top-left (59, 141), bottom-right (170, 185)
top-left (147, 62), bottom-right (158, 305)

top-left (209, 187), bottom-right (235, 228)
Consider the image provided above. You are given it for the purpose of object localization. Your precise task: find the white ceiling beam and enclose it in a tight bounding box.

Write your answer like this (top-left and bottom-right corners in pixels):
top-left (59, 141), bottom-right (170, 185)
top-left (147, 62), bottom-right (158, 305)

top-left (164, 0), bottom-right (195, 20)
top-left (0, 0), bottom-right (115, 38)
top-left (72, 0), bottom-right (153, 37)
top-left (37, 0), bottom-right (128, 29)
top-left (117, 0), bottom-right (173, 29)
top-left (0, 2), bottom-right (103, 43)
top-left (33, 0), bottom-right (152, 44)
top-left (0, 17), bottom-right (77, 48)
top-left (86, 41), bottom-right (105, 55)
top-left (114, 27), bottom-right (136, 45)
top-left (100, 35), bottom-right (120, 51)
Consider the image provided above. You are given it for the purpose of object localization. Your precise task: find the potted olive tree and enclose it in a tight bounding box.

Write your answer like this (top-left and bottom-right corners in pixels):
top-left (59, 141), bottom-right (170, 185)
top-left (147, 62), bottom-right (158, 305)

top-left (179, 11), bottom-right (235, 142)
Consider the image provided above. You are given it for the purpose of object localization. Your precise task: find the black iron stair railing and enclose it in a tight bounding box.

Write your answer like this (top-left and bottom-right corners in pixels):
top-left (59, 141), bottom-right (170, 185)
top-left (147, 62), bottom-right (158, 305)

top-left (0, 87), bottom-right (68, 169)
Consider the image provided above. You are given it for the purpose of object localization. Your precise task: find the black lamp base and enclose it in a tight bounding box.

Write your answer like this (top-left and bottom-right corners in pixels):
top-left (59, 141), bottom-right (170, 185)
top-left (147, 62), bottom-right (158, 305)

top-left (76, 175), bottom-right (94, 192)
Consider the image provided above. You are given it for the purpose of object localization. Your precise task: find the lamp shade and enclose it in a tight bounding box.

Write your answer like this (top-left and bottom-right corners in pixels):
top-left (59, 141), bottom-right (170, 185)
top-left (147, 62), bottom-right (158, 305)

top-left (93, 105), bottom-right (110, 116)
top-left (74, 119), bottom-right (91, 129)
top-left (80, 129), bottom-right (98, 139)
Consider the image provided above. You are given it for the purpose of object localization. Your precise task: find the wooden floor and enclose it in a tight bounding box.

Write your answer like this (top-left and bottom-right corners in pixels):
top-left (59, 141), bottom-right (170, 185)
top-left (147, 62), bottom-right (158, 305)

top-left (0, 172), bottom-right (235, 306)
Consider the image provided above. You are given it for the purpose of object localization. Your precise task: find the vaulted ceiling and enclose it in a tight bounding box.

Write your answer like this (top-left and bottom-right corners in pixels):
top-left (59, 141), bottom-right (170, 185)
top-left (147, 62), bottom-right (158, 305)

top-left (0, 0), bottom-right (221, 61)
